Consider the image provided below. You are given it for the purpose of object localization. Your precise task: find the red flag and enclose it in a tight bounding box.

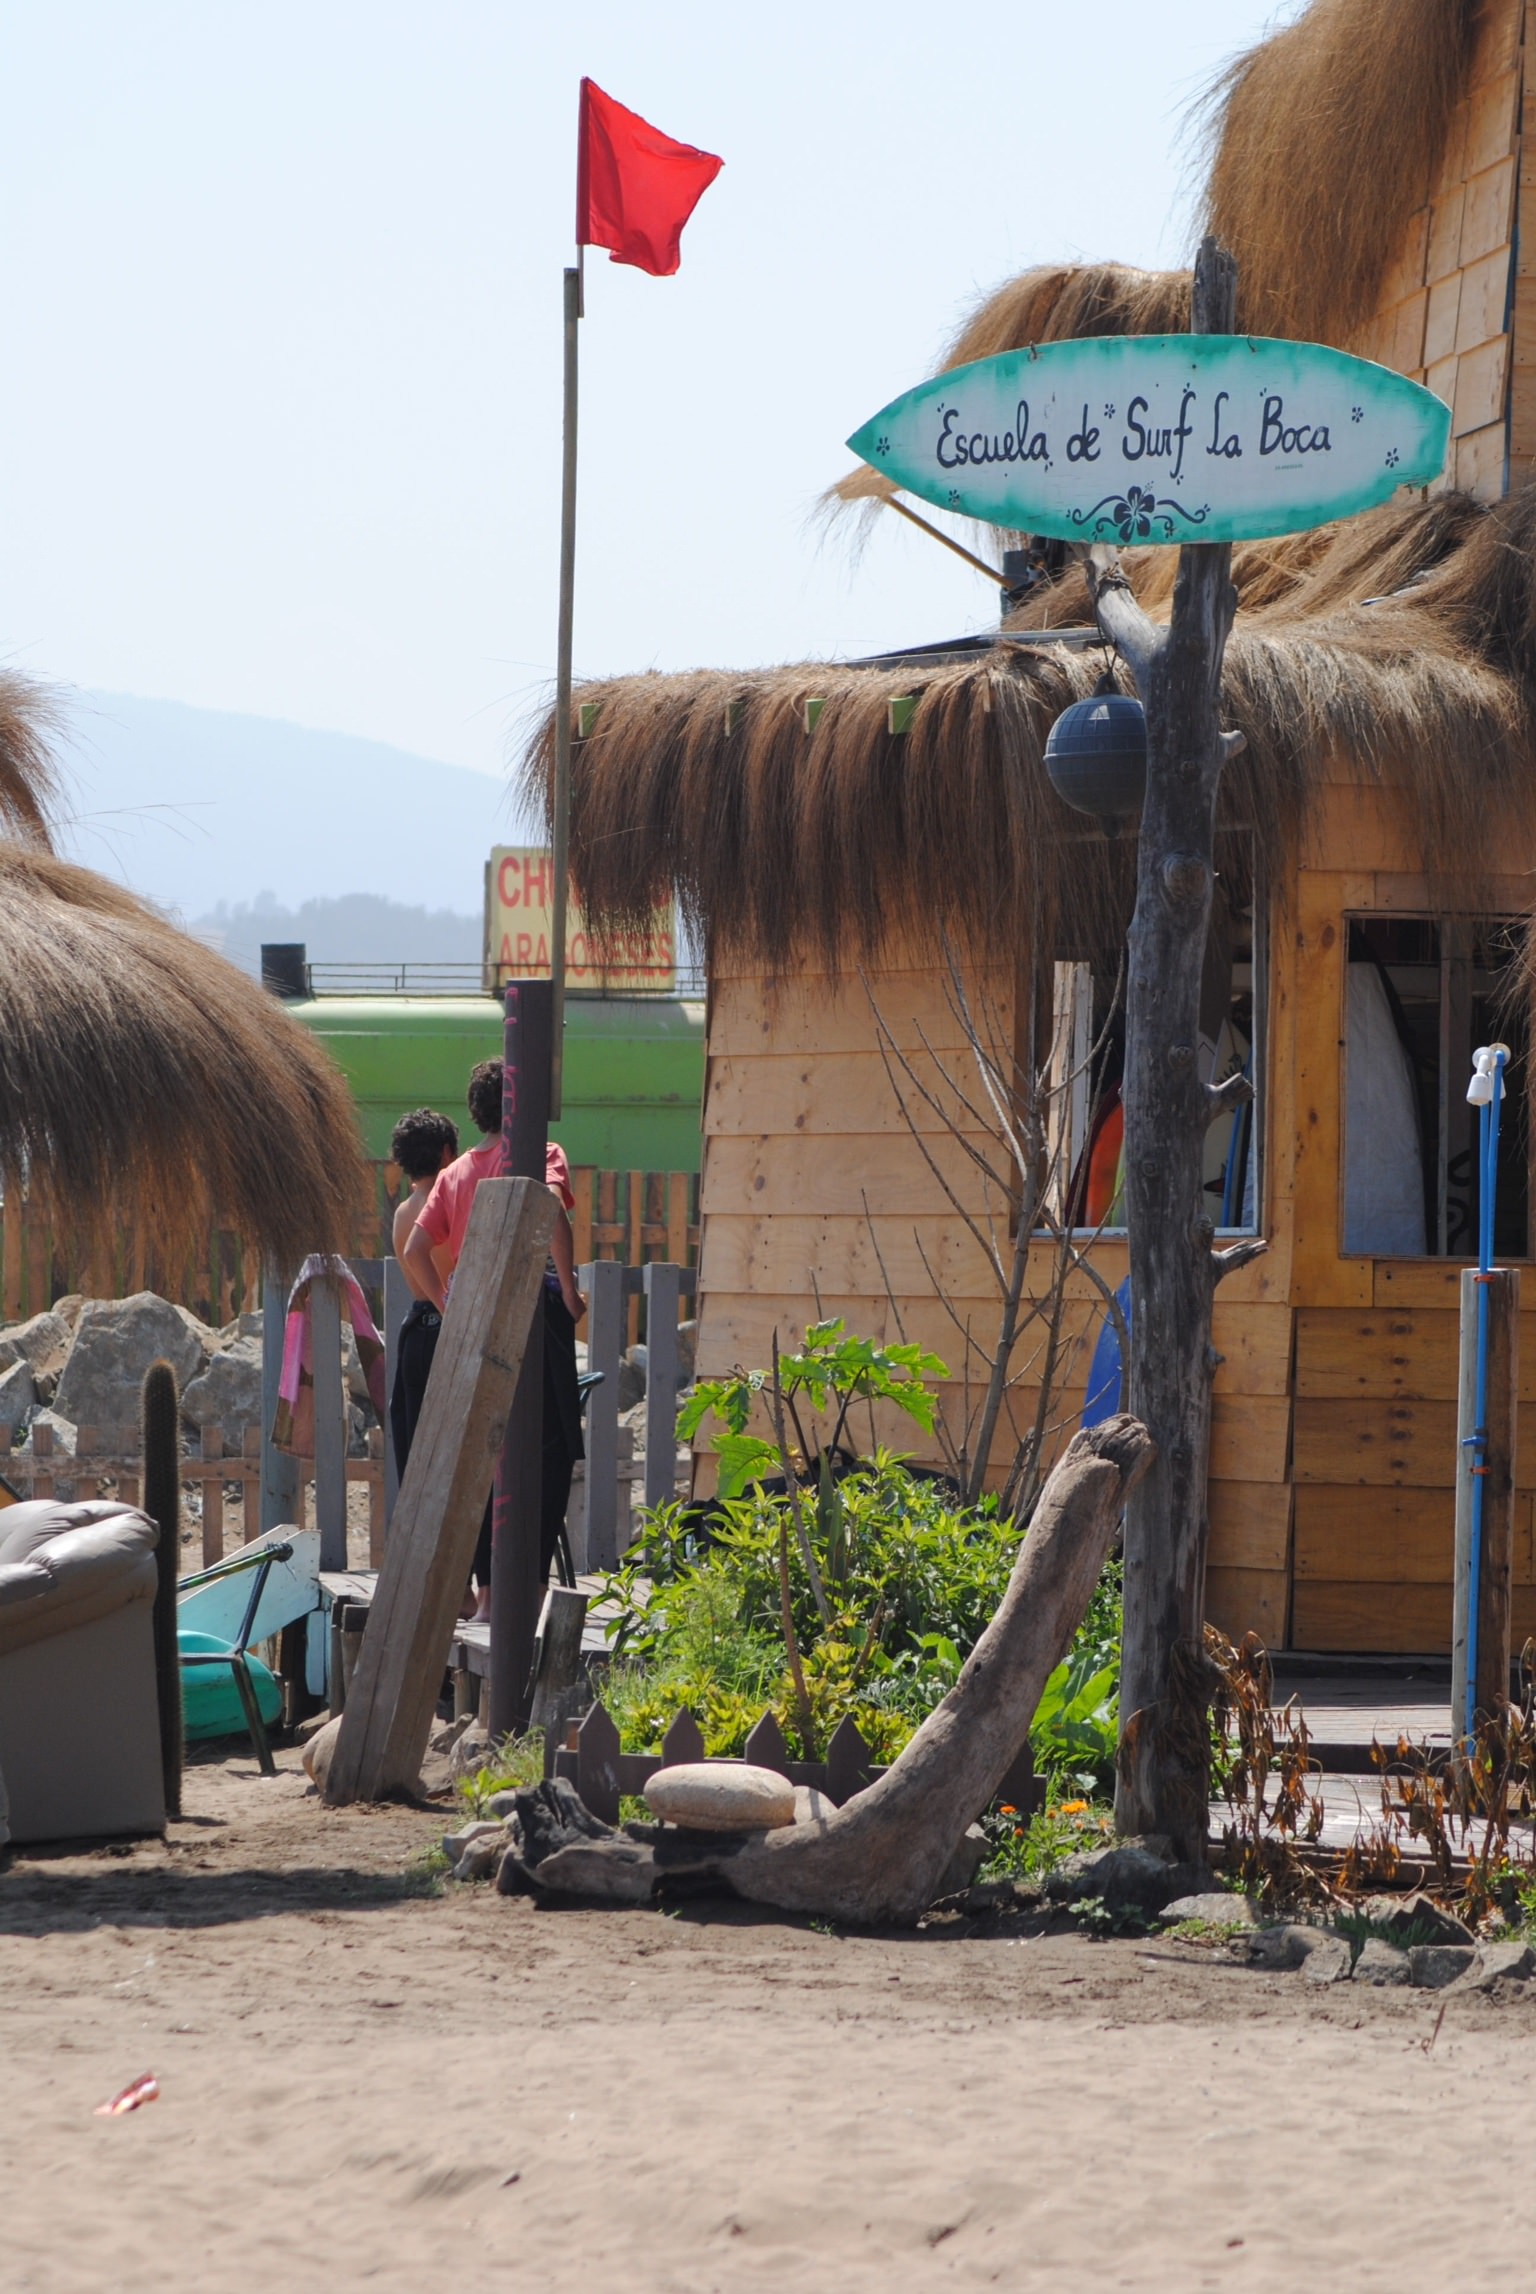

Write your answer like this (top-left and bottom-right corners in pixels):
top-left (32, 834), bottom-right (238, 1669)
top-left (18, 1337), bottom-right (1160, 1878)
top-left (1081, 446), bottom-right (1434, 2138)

top-left (576, 79), bottom-right (722, 278)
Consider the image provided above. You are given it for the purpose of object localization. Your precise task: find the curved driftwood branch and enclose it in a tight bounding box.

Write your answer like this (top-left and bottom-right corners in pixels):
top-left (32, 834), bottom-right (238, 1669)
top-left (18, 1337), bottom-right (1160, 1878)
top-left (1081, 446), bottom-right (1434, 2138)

top-left (517, 1414), bottom-right (1153, 1925)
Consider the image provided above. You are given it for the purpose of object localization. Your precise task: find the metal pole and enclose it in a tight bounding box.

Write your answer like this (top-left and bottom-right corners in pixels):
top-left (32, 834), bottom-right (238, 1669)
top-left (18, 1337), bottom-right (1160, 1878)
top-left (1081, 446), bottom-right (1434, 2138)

top-left (489, 981), bottom-right (553, 1738)
top-left (549, 264), bottom-right (581, 1121)
top-left (1455, 1045), bottom-right (1514, 1739)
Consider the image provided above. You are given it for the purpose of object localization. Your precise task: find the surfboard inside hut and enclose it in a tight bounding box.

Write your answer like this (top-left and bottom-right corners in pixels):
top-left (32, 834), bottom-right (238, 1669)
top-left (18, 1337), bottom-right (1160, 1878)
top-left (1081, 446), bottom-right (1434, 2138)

top-left (528, 0), bottom-right (1536, 1659)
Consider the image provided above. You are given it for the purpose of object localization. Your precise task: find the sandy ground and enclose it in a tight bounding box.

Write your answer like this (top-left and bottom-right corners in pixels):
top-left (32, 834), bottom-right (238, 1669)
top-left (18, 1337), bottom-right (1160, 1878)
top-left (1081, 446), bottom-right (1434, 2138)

top-left (4, 1747), bottom-right (1536, 2294)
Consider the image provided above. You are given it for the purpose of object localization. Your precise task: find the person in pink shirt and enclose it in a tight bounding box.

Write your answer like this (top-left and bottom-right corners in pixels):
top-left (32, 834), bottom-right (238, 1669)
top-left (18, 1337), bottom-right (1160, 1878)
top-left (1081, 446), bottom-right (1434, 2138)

top-left (402, 1059), bottom-right (585, 1619)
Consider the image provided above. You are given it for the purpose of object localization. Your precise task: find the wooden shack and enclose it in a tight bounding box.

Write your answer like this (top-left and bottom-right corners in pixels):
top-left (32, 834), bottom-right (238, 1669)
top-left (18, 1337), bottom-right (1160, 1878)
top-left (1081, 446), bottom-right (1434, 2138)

top-left (533, 0), bottom-right (1536, 1656)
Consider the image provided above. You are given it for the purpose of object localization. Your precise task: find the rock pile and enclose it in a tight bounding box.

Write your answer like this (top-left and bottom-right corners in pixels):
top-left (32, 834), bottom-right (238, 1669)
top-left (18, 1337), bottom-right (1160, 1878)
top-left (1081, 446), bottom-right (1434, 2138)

top-left (0, 1288), bottom-right (380, 1469)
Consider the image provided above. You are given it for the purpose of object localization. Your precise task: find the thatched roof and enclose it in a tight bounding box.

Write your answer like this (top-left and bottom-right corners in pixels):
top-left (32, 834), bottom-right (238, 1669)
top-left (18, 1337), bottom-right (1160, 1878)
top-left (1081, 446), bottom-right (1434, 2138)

top-left (525, 489), bottom-right (1536, 974)
top-left (0, 675), bottom-right (364, 1263)
top-left (836, 0), bottom-right (1481, 521)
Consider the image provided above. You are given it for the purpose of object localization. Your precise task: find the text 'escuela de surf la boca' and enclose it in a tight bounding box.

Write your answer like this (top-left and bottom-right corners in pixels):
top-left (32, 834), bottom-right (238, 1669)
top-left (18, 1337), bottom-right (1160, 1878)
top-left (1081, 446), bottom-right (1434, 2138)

top-left (848, 332), bottom-right (1451, 546)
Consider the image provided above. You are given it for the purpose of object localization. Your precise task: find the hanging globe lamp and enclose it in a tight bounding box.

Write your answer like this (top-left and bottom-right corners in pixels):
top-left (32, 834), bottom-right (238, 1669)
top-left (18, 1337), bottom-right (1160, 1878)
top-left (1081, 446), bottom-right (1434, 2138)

top-left (1043, 686), bottom-right (1147, 827)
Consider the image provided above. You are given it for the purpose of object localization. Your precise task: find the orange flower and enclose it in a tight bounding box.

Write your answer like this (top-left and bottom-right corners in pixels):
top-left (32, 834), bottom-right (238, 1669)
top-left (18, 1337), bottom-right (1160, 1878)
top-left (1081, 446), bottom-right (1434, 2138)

top-left (1056, 1799), bottom-right (1089, 1817)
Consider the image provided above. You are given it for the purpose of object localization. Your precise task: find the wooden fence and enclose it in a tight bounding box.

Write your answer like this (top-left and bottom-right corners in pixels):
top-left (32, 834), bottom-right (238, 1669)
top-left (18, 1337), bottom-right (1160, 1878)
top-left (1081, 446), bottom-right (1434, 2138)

top-left (0, 1163), bottom-right (700, 1329)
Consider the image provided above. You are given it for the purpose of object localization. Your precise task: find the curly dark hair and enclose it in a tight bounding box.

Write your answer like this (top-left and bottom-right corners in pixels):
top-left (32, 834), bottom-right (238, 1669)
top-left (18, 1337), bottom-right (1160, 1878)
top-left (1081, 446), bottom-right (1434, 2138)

top-left (465, 1058), bottom-right (503, 1137)
top-left (389, 1107), bottom-right (459, 1181)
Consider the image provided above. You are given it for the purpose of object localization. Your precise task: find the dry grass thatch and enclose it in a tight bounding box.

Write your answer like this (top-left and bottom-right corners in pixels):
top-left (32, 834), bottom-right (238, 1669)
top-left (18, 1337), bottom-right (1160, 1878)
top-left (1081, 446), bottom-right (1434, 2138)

top-left (524, 486), bottom-right (1536, 976)
top-left (833, 0), bottom-right (1482, 520)
top-left (1200, 0), bottom-right (1482, 346)
top-left (0, 841), bottom-right (366, 1269)
top-left (0, 670), bottom-right (64, 848)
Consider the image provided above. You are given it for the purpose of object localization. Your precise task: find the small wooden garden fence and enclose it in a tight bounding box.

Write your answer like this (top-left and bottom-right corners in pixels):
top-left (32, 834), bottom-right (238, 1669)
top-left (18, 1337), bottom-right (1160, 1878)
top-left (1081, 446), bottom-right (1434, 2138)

top-left (553, 1701), bottom-right (1043, 1827)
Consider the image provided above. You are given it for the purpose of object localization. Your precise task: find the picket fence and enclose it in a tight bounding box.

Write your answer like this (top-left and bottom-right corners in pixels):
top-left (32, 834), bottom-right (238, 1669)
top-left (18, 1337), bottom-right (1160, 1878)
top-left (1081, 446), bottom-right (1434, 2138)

top-left (0, 1164), bottom-right (700, 1575)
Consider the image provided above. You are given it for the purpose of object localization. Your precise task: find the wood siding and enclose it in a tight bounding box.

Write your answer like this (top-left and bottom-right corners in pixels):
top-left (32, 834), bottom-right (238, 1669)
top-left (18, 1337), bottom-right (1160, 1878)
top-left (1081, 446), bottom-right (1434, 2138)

top-left (1360, 0), bottom-right (1523, 498)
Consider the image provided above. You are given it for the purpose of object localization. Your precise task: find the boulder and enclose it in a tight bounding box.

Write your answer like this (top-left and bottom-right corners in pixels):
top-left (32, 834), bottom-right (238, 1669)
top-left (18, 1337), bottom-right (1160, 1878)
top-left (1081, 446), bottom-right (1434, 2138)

top-left (51, 1294), bottom-right (85, 1331)
top-left (302, 1714), bottom-right (345, 1789)
top-left (1459, 1939), bottom-right (1536, 1991)
top-left (617, 1347), bottom-right (646, 1411)
top-left (54, 1293), bottom-right (214, 1430)
top-left (1249, 1923), bottom-right (1341, 1972)
top-left (1408, 1943), bottom-right (1478, 1990)
top-left (0, 1309), bottom-right (73, 1403)
top-left (1301, 1933), bottom-right (1353, 1985)
top-left (1352, 1936), bottom-right (1413, 1987)
top-left (216, 1311), bottom-right (264, 1347)
top-left (792, 1784), bottom-right (835, 1829)
top-left (642, 1761), bottom-right (797, 1832)
top-left (19, 1408), bottom-right (77, 1457)
top-left (1359, 1891), bottom-right (1474, 1948)
top-left (1044, 1843), bottom-right (1207, 1915)
top-left (1161, 1892), bottom-right (1259, 1927)
top-left (0, 1357), bottom-right (34, 1443)
top-left (676, 1319), bottom-right (698, 1385)
top-left (180, 1338), bottom-right (262, 1434)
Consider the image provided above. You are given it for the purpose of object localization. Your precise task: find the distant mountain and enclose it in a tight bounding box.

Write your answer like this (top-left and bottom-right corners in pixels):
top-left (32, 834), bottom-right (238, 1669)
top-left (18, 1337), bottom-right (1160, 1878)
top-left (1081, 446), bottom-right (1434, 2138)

top-left (51, 691), bottom-right (525, 921)
top-left (195, 890), bottom-right (482, 977)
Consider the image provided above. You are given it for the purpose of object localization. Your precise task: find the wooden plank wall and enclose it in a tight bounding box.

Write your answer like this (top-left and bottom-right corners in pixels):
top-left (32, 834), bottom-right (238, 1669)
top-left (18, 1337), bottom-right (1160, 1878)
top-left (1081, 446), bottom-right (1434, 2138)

top-left (694, 954), bottom-right (1291, 1639)
top-left (1360, 0), bottom-right (1522, 497)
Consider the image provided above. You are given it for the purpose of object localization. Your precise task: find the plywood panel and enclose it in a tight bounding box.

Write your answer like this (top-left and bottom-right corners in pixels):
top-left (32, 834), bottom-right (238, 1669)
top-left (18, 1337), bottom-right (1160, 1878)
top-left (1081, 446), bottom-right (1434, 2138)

top-left (704, 1050), bottom-right (992, 1139)
top-left (1294, 1397), bottom-right (1536, 1487)
top-left (1295, 1485), bottom-right (1535, 1586)
top-left (1456, 246), bottom-right (1513, 350)
top-left (696, 1292), bottom-right (1099, 1388)
top-left (1453, 333), bottom-right (1509, 432)
top-left (1461, 157), bottom-right (1517, 266)
top-left (1463, 64), bottom-right (1520, 175)
top-left (1298, 1305), bottom-right (1536, 1403)
top-left (700, 1130), bottom-right (992, 1219)
top-left (1290, 872), bottom-right (1373, 1305)
top-left (1297, 1308), bottom-right (1457, 1400)
top-left (1206, 1567), bottom-right (1288, 1650)
top-left (707, 967), bottom-right (1012, 1056)
top-left (1470, 0), bottom-right (1522, 86)
top-left (1425, 272), bottom-right (1462, 366)
top-left (1454, 420), bottom-right (1508, 499)
top-left (1209, 1303), bottom-right (1293, 1396)
top-left (1292, 1579), bottom-right (1453, 1654)
top-left (1303, 786), bottom-right (1423, 874)
top-left (1426, 187), bottom-right (1465, 280)
top-left (1208, 1395), bottom-right (1291, 1485)
top-left (704, 1213), bottom-right (1000, 1303)
top-left (1208, 1480), bottom-right (1292, 1572)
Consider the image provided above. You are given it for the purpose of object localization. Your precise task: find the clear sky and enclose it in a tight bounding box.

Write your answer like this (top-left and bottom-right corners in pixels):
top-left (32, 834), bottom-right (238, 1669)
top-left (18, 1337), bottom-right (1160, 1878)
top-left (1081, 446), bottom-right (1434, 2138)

top-left (0, 1), bottom-right (1298, 788)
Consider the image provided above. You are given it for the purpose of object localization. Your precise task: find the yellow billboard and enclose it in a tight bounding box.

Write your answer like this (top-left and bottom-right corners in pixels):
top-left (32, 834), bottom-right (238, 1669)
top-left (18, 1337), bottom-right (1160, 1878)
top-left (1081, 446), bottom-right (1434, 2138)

top-left (484, 847), bottom-right (676, 993)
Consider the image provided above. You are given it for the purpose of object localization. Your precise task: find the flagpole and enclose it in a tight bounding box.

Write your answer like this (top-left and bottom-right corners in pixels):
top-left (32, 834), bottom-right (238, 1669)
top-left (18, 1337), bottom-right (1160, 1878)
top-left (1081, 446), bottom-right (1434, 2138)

top-left (549, 251), bottom-right (582, 1119)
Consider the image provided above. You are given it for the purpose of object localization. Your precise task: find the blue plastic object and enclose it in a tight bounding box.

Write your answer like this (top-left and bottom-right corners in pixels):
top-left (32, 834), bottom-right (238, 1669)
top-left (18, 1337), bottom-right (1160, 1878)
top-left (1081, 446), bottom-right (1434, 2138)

top-left (178, 1629), bottom-right (283, 1741)
top-left (1082, 1280), bottom-right (1134, 1427)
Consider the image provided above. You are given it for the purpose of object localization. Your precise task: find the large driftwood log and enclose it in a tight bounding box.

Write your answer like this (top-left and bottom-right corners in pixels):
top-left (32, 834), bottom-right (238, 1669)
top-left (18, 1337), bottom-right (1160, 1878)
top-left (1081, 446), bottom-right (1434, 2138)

top-left (509, 1414), bottom-right (1152, 1924)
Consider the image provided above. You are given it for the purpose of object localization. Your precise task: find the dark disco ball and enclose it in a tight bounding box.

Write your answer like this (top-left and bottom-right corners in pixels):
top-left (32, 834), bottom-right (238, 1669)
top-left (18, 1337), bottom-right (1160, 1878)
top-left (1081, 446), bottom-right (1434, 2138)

top-left (1043, 692), bottom-right (1147, 823)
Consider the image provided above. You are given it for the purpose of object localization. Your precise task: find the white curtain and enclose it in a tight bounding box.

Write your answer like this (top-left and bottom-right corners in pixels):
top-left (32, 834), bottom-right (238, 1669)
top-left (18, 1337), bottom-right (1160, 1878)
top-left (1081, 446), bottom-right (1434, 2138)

top-left (1343, 962), bottom-right (1426, 1256)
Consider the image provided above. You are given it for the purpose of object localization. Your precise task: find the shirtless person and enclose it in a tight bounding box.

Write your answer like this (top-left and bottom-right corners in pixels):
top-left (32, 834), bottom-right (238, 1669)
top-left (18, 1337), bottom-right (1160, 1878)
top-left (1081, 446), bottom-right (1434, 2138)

top-left (386, 1108), bottom-right (459, 1479)
top-left (404, 1059), bottom-right (585, 1620)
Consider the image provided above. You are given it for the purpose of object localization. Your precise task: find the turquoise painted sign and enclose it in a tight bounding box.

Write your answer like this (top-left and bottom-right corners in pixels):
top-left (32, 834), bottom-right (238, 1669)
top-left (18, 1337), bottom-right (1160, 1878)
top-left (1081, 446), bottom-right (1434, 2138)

top-left (847, 335), bottom-right (1450, 546)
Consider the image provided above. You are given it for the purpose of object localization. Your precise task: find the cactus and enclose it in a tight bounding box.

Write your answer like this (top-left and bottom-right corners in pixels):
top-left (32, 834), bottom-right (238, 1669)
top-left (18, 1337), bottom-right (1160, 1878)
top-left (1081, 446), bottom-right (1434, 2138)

top-left (142, 1357), bottom-right (184, 1820)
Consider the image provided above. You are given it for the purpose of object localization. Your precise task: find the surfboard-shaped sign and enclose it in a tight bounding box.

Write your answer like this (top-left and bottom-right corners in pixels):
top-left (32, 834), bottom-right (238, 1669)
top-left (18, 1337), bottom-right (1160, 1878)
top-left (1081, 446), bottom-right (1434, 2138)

top-left (847, 336), bottom-right (1450, 546)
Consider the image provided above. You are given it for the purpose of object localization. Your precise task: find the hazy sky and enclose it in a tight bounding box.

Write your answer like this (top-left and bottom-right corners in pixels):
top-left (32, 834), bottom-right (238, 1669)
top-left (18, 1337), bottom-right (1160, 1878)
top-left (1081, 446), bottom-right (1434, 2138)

top-left (0, 1), bottom-right (1298, 789)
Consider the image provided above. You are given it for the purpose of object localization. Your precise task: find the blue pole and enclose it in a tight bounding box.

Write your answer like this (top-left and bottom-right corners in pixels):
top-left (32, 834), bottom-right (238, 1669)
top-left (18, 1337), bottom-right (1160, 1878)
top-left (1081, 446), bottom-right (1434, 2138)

top-left (1464, 1047), bottom-right (1507, 1739)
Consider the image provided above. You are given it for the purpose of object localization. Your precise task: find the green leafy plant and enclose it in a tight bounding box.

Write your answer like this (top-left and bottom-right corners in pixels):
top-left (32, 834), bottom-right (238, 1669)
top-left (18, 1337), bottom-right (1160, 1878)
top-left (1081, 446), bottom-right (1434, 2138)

top-left (979, 1796), bottom-right (1115, 1883)
top-left (1070, 1893), bottom-right (1152, 1939)
top-left (455, 1731), bottom-right (545, 1817)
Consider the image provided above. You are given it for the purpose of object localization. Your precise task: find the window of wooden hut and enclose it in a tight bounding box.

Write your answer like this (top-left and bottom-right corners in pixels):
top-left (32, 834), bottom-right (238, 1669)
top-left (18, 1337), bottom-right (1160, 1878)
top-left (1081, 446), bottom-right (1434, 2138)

top-left (1343, 916), bottom-right (1529, 1259)
top-left (1032, 863), bottom-right (1263, 1237)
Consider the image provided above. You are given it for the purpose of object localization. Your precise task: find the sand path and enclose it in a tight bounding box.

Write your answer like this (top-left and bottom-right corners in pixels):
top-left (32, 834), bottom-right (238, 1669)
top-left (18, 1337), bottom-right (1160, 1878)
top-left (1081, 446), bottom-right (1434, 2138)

top-left (2, 1744), bottom-right (1532, 2292)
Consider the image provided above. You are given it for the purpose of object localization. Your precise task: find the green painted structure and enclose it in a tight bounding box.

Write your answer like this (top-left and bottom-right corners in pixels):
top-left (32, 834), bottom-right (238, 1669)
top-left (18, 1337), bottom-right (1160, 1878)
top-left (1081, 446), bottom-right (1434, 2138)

top-left (289, 994), bottom-right (706, 1170)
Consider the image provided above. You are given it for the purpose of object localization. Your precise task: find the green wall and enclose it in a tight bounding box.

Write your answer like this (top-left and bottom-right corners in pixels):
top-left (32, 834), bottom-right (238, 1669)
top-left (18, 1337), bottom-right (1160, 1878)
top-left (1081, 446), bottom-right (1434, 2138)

top-left (289, 994), bottom-right (705, 1171)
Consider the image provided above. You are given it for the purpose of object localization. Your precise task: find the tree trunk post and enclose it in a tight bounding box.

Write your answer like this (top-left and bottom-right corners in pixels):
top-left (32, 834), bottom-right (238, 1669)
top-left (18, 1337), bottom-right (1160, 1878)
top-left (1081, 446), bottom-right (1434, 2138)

top-left (1088, 238), bottom-right (1256, 1859)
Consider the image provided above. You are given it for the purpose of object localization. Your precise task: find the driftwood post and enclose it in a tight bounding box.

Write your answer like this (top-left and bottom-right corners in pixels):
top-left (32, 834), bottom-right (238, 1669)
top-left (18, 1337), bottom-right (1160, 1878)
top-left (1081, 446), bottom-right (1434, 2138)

top-left (1085, 237), bottom-right (1263, 1858)
top-left (508, 1417), bottom-right (1153, 1922)
top-left (325, 1178), bottom-right (556, 1804)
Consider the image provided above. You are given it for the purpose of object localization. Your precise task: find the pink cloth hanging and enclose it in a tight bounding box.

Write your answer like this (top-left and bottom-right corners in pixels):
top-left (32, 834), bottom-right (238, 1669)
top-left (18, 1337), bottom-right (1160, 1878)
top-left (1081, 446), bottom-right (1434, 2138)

top-left (271, 1255), bottom-right (387, 1458)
